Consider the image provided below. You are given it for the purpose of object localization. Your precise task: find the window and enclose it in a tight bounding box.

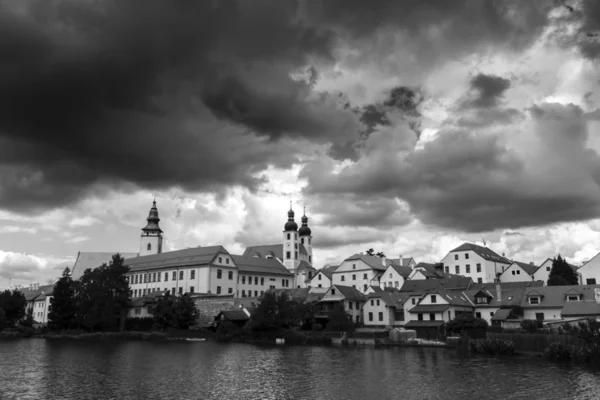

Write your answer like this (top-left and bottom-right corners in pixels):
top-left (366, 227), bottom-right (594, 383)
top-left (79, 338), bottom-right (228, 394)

top-left (144, 274), bottom-right (147, 283)
top-left (465, 253), bottom-right (469, 259)
top-left (135, 308), bottom-right (141, 315)
top-left (229, 271), bottom-right (233, 280)
top-left (287, 233), bottom-right (291, 240)
top-left (158, 273), bottom-right (161, 282)
top-left (190, 286), bottom-right (195, 294)
top-left (429, 313), bottom-right (435, 321)
top-left (431, 295), bottom-right (437, 303)
top-left (395, 310), bottom-right (405, 322)
top-left (363, 284), bottom-right (367, 291)
top-left (349, 302), bottom-right (353, 310)
top-left (254, 277), bottom-right (258, 285)
top-left (455, 266), bottom-right (459, 274)
top-left (341, 276), bottom-right (345, 281)
top-left (529, 297), bottom-right (539, 304)
top-left (309, 272), bottom-right (312, 279)
top-left (172, 287), bottom-right (175, 294)
top-left (242, 290), bottom-right (246, 297)
top-left (418, 313), bottom-right (423, 321)
top-left (445, 266), bottom-right (449, 274)
top-left (512, 270), bottom-right (515, 275)
top-left (260, 277), bottom-right (264, 285)
top-left (286, 251), bottom-right (291, 259)
top-left (309, 256), bottom-right (312, 263)
top-left (476, 297), bottom-right (488, 304)
top-left (242, 276), bottom-right (246, 284)
top-left (226, 258), bottom-right (229, 264)
top-left (294, 243), bottom-right (298, 249)
top-left (332, 289), bottom-right (336, 295)
top-left (172, 271), bottom-right (176, 281)
top-left (217, 286), bottom-right (221, 295)
top-left (353, 264), bottom-right (356, 269)
top-left (295, 251), bottom-right (298, 259)
top-left (454, 254), bottom-right (458, 260)
top-left (476, 264), bottom-right (481, 273)
top-left (165, 272), bottom-right (169, 281)
top-left (378, 312), bottom-right (383, 322)
top-left (477, 278), bottom-right (482, 283)
top-left (352, 274), bottom-right (356, 280)
top-left (179, 271), bottom-right (183, 280)
top-left (255, 291), bottom-right (258, 297)
top-left (228, 288), bottom-right (233, 294)
top-left (535, 313), bottom-right (544, 321)
top-left (547, 266), bottom-right (551, 271)
top-left (248, 276), bottom-right (252, 285)
top-left (318, 284), bottom-right (322, 288)
top-left (475, 312), bottom-right (481, 319)
top-left (376, 299), bottom-right (380, 306)
top-left (368, 312), bottom-right (373, 322)
top-left (191, 270), bottom-right (195, 279)
top-left (412, 298), bottom-right (416, 305)
top-left (178, 287), bottom-right (183, 294)
top-left (152, 273), bottom-right (156, 282)
top-left (490, 312), bottom-right (494, 318)
top-left (318, 274), bottom-right (322, 281)
top-left (147, 243), bottom-right (151, 251)
top-left (517, 270), bottom-right (521, 275)
top-left (567, 295), bottom-right (580, 302)
top-left (217, 269), bottom-right (222, 279)
top-left (301, 238), bottom-right (304, 244)
top-left (363, 273), bottom-right (367, 279)
top-left (218, 257), bottom-right (222, 263)
top-left (587, 278), bottom-right (597, 285)
top-left (371, 299), bottom-right (374, 306)
top-left (134, 275), bottom-right (138, 284)
top-left (466, 265), bottom-right (470, 273)
top-left (389, 273), bottom-right (393, 279)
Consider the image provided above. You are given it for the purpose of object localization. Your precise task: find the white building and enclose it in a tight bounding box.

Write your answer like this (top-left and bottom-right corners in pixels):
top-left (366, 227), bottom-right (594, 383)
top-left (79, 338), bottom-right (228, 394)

top-left (441, 243), bottom-right (511, 284)
top-left (573, 255), bottom-right (599, 285)
top-left (332, 254), bottom-right (390, 293)
top-left (315, 285), bottom-right (366, 325)
top-left (231, 255), bottom-right (293, 298)
top-left (379, 263), bottom-right (413, 289)
top-left (498, 261), bottom-right (540, 284)
top-left (309, 264), bottom-right (338, 289)
top-left (20, 283), bottom-right (54, 325)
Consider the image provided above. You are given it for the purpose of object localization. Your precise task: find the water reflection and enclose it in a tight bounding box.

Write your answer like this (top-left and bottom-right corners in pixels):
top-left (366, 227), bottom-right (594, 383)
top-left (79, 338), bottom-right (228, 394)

top-left (1, 340), bottom-right (600, 400)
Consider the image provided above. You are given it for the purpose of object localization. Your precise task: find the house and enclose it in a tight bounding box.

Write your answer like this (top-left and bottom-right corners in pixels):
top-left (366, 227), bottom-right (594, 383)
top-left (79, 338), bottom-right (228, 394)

top-left (231, 255), bottom-right (294, 298)
top-left (573, 255), bottom-right (600, 285)
top-left (521, 285), bottom-right (600, 324)
top-left (379, 262), bottom-right (413, 289)
top-left (314, 285), bottom-right (367, 325)
top-left (214, 309), bottom-right (251, 330)
top-left (498, 261), bottom-right (539, 284)
top-left (362, 289), bottom-right (406, 328)
top-left (464, 283), bottom-right (529, 325)
top-left (388, 256), bottom-right (417, 268)
top-left (440, 242), bottom-right (511, 284)
top-left (331, 254), bottom-right (389, 293)
top-left (561, 300), bottom-right (600, 321)
top-left (126, 290), bottom-right (167, 319)
top-left (309, 264), bottom-right (338, 289)
top-left (532, 258), bottom-right (580, 285)
top-left (407, 262), bottom-right (466, 281)
top-left (20, 283), bottom-right (55, 325)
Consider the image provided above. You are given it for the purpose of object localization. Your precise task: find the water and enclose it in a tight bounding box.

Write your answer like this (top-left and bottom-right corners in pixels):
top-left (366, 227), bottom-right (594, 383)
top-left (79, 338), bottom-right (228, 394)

top-left (1, 339), bottom-right (599, 400)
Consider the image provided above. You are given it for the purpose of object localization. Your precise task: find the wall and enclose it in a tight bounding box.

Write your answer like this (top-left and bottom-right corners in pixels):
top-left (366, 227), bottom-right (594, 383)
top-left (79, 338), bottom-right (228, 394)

top-left (237, 273), bottom-right (290, 298)
top-left (441, 250), bottom-right (509, 283)
top-left (362, 299), bottom-right (394, 326)
top-left (473, 307), bottom-right (498, 324)
top-left (379, 267), bottom-right (406, 289)
top-left (332, 260), bottom-right (379, 292)
top-left (345, 299), bottom-right (363, 323)
top-left (140, 234), bottom-right (162, 256)
top-left (310, 272), bottom-right (331, 288)
top-left (500, 264), bottom-right (533, 284)
top-left (578, 256), bottom-right (600, 285)
top-left (523, 307), bottom-right (562, 322)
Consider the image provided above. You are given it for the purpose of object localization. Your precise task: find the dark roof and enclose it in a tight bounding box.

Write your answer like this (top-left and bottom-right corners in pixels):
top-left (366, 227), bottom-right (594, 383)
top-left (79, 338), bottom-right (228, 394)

top-left (410, 304), bottom-right (450, 313)
top-left (405, 320), bottom-right (445, 328)
top-left (243, 243), bottom-right (308, 259)
top-left (465, 286), bottom-right (527, 308)
top-left (220, 310), bottom-right (251, 321)
top-left (467, 281), bottom-right (544, 291)
top-left (411, 262), bottom-right (464, 280)
top-left (491, 309), bottom-right (512, 321)
top-left (343, 254), bottom-right (387, 271)
top-left (318, 264), bottom-right (339, 280)
top-left (231, 255), bottom-right (292, 276)
top-left (388, 263), bottom-right (413, 278)
top-left (321, 285), bottom-right (367, 302)
top-left (521, 285), bottom-right (600, 309)
top-left (562, 301), bottom-right (600, 317)
top-left (20, 284), bottom-right (55, 301)
top-left (511, 261), bottom-right (539, 276)
top-left (72, 251), bottom-right (138, 280)
top-left (389, 257), bottom-right (416, 267)
top-left (399, 276), bottom-right (473, 292)
top-left (369, 286), bottom-right (384, 293)
top-left (124, 246), bottom-right (229, 272)
top-left (450, 243), bottom-right (511, 264)
top-left (367, 289), bottom-right (404, 307)
top-left (296, 260), bottom-right (315, 273)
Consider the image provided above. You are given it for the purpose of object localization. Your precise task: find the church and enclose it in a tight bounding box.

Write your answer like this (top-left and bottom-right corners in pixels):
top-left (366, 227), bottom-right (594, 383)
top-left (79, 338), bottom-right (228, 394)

top-left (122, 200), bottom-right (318, 299)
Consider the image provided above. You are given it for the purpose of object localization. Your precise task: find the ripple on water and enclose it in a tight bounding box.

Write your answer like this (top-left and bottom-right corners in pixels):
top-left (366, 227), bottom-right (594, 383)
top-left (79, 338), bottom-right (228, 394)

top-left (1, 340), bottom-right (600, 400)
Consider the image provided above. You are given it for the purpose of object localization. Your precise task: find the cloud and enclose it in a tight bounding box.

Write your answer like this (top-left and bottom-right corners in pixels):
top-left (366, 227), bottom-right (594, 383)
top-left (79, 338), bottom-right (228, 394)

top-left (0, 226), bottom-right (37, 234)
top-left (0, 250), bottom-right (70, 285)
top-left (69, 216), bottom-right (100, 228)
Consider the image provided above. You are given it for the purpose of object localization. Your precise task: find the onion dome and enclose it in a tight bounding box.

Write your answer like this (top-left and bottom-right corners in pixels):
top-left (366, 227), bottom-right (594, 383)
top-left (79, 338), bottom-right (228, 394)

top-left (142, 200), bottom-right (163, 234)
top-left (284, 203), bottom-right (298, 231)
top-left (299, 208), bottom-right (311, 236)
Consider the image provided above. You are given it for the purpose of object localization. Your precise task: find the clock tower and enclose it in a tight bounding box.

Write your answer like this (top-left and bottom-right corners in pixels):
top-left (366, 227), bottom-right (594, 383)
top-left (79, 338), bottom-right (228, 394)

top-left (283, 202), bottom-right (298, 273)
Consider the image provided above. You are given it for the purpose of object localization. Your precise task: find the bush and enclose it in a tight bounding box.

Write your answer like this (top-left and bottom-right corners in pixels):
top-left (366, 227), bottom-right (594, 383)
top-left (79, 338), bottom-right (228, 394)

top-left (124, 317), bottom-right (154, 331)
top-left (520, 319), bottom-right (543, 333)
top-left (545, 342), bottom-right (600, 364)
top-left (468, 339), bottom-right (515, 355)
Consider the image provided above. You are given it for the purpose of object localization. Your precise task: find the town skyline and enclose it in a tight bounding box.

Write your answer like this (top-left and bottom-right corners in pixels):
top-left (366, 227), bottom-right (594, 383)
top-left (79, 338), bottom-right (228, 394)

top-left (2, 1), bottom-right (600, 287)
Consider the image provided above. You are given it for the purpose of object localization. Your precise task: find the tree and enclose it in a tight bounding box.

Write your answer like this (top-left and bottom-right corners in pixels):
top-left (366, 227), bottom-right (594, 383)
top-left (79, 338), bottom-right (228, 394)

top-left (0, 307), bottom-right (7, 331)
top-left (326, 302), bottom-right (355, 332)
top-left (21, 306), bottom-right (34, 327)
top-left (365, 248), bottom-right (375, 256)
top-left (548, 255), bottom-right (579, 286)
top-left (76, 253), bottom-right (130, 331)
top-left (445, 313), bottom-right (488, 335)
top-left (0, 290), bottom-right (26, 327)
top-left (251, 291), bottom-right (306, 331)
top-left (49, 267), bottom-right (77, 331)
top-left (174, 294), bottom-right (199, 329)
top-left (152, 294), bottom-right (178, 331)
top-left (376, 252), bottom-right (386, 258)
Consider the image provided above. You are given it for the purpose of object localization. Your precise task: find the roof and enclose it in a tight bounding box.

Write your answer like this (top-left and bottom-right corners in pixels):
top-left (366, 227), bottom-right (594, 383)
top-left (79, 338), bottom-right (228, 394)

top-left (511, 261), bottom-right (539, 276)
top-left (411, 262), bottom-right (465, 280)
top-left (20, 284), bottom-right (55, 301)
top-left (321, 285), bottom-right (367, 302)
top-left (231, 255), bottom-right (292, 276)
top-left (318, 264), bottom-right (339, 280)
top-left (343, 254), bottom-right (387, 271)
top-left (467, 281), bottom-right (544, 291)
top-left (491, 309), bottom-right (512, 321)
top-left (72, 251), bottom-right (139, 280)
top-left (389, 257), bottom-right (416, 267)
top-left (269, 288), bottom-right (325, 304)
top-left (410, 304), bottom-right (450, 313)
top-left (449, 243), bottom-right (511, 264)
top-left (124, 246), bottom-right (229, 272)
top-left (243, 243), bottom-right (309, 259)
top-left (561, 301), bottom-right (600, 317)
top-left (464, 286), bottom-right (527, 308)
top-left (369, 286), bottom-right (384, 293)
top-left (296, 260), bottom-right (316, 273)
top-left (220, 310), bottom-right (250, 321)
top-left (404, 320), bottom-right (445, 328)
top-left (521, 285), bottom-right (600, 309)
top-left (367, 289), bottom-right (404, 308)
top-left (399, 276), bottom-right (473, 292)
top-left (388, 263), bottom-right (413, 278)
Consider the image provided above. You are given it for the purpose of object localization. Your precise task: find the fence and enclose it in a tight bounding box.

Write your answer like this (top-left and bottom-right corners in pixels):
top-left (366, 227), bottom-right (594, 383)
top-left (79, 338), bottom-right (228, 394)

top-left (487, 332), bottom-right (588, 353)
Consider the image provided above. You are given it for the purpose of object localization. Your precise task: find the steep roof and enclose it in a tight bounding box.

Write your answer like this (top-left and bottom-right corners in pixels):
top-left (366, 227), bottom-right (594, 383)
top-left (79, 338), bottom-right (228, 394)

top-left (318, 264), bottom-right (339, 280)
top-left (399, 276), bottom-right (473, 292)
top-left (20, 284), bottom-right (55, 301)
top-left (331, 285), bottom-right (367, 301)
top-left (449, 243), bottom-right (511, 264)
top-left (512, 261), bottom-right (539, 276)
top-left (388, 263), bottom-right (413, 278)
top-left (521, 285), bottom-right (600, 309)
top-left (389, 257), bottom-right (416, 267)
top-left (125, 246), bottom-right (229, 272)
top-left (243, 243), bottom-right (309, 259)
top-left (231, 255), bottom-right (292, 276)
top-left (343, 254), bottom-right (387, 271)
top-left (72, 251), bottom-right (139, 280)
top-left (562, 301), bottom-right (600, 317)
top-left (491, 309), bottom-right (512, 321)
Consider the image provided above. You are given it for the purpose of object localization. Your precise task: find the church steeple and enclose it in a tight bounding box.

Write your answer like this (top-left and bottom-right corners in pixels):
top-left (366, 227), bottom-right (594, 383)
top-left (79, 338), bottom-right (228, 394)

top-left (298, 206), bottom-right (311, 236)
top-left (142, 199), bottom-right (163, 234)
top-left (140, 199), bottom-right (163, 256)
top-left (284, 201), bottom-right (298, 231)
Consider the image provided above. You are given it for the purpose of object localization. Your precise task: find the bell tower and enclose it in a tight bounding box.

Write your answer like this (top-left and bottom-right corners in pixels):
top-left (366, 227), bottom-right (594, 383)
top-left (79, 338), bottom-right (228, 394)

top-left (283, 202), bottom-right (298, 273)
top-left (140, 199), bottom-right (163, 256)
top-left (298, 207), bottom-right (313, 266)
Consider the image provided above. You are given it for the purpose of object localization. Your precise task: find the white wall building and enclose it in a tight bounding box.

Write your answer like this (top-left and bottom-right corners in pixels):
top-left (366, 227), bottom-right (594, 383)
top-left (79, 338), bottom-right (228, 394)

top-left (498, 261), bottom-right (539, 284)
top-left (379, 264), bottom-right (412, 289)
top-left (332, 254), bottom-right (388, 293)
top-left (440, 243), bottom-right (511, 284)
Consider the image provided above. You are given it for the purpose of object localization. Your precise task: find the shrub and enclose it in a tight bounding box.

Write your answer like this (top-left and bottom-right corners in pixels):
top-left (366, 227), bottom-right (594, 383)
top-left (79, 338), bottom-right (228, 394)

top-left (520, 319), bottom-right (543, 333)
top-left (468, 339), bottom-right (515, 355)
top-left (124, 317), bottom-right (154, 331)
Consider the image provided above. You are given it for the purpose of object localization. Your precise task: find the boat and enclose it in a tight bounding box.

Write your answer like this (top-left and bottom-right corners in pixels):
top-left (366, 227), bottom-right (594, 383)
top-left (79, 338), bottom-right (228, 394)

top-left (186, 338), bottom-right (206, 342)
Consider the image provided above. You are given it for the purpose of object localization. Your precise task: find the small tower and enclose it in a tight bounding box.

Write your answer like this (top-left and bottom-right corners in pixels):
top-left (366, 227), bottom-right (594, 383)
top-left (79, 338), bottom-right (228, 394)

top-left (140, 200), bottom-right (163, 256)
top-left (298, 207), bottom-right (313, 266)
top-left (283, 202), bottom-right (299, 273)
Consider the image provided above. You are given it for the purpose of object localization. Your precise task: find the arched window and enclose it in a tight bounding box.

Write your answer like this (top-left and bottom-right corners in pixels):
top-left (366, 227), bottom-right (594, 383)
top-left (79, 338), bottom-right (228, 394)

top-left (301, 238), bottom-right (304, 244)
top-left (147, 243), bottom-right (151, 251)
top-left (287, 233), bottom-right (291, 240)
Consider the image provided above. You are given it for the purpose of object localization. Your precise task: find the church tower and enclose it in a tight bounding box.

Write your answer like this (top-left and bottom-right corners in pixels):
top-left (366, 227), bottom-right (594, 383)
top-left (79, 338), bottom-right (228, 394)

top-left (283, 203), bottom-right (299, 273)
top-left (298, 207), bottom-right (313, 266)
top-left (140, 200), bottom-right (163, 256)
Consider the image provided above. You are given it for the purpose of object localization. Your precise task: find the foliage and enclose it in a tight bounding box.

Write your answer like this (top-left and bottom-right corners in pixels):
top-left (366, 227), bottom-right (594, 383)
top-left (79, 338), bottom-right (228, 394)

top-left (76, 254), bottom-right (130, 331)
top-left (216, 320), bottom-right (244, 342)
top-left (251, 291), bottom-right (311, 331)
top-left (0, 289), bottom-right (26, 327)
top-left (325, 302), bottom-right (355, 332)
top-left (520, 319), bottom-right (543, 333)
top-left (545, 342), bottom-right (600, 364)
top-left (469, 339), bottom-right (515, 355)
top-left (547, 254), bottom-right (578, 286)
top-left (557, 320), bottom-right (600, 344)
top-left (152, 294), bottom-right (199, 331)
top-left (445, 313), bottom-right (488, 335)
top-left (49, 267), bottom-right (78, 331)
top-left (0, 307), bottom-right (6, 331)
top-left (364, 248), bottom-right (385, 258)
top-left (21, 306), bottom-right (34, 328)
top-left (124, 317), bottom-right (155, 331)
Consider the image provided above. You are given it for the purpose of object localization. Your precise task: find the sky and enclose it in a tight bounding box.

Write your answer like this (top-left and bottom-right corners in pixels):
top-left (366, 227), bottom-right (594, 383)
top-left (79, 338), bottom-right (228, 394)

top-left (2, 0), bottom-right (600, 288)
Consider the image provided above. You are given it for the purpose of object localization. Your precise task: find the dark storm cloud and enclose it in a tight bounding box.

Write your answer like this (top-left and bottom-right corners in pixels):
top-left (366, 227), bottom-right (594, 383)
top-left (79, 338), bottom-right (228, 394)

top-left (465, 74), bottom-right (512, 109)
top-left (302, 102), bottom-right (600, 233)
top-left (0, 0), bottom-right (561, 213)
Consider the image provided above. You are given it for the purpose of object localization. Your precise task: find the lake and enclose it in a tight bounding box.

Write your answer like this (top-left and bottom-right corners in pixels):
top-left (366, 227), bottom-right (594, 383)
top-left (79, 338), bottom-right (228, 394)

top-left (1, 339), bottom-right (599, 400)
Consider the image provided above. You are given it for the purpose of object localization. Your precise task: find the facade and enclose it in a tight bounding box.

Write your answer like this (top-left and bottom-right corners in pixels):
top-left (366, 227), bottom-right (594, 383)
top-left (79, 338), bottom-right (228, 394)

top-left (309, 264), bottom-right (337, 289)
top-left (20, 283), bottom-right (54, 325)
top-left (231, 255), bottom-right (293, 298)
top-left (406, 290), bottom-right (473, 325)
top-left (440, 243), bottom-right (511, 284)
top-left (576, 255), bottom-right (600, 285)
top-left (379, 263), bottom-right (413, 289)
top-left (498, 261), bottom-right (539, 284)
top-left (520, 285), bottom-right (600, 323)
top-left (315, 285), bottom-right (366, 325)
top-left (362, 290), bottom-right (406, 328)
top-left (331, 254), bottom-right (388, 293)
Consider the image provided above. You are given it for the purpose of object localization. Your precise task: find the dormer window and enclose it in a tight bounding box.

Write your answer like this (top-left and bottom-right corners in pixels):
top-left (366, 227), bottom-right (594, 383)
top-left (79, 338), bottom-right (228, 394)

top-left (476, 296), bottom-right (489, 304)
top-left (331, 289), bottom-right (336, 295)
top-left (529, 296), bottom-right (540, 305)
top-left (566, 295), bottom-right (580, 302)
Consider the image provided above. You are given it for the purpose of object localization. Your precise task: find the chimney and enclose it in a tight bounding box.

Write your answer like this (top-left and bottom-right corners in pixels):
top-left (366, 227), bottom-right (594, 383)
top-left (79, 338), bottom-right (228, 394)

top-left (381, 256), bottom-right (387, 266)
top-left (496, 282), bottom-right (502, 303)
top-left (399, 254), bottom-right (403, 265)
